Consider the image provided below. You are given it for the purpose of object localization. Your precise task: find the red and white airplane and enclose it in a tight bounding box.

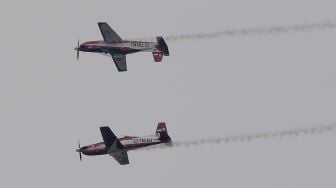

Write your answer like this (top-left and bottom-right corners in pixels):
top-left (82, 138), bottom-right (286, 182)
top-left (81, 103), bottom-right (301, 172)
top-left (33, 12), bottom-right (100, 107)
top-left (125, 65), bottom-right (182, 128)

top-left (74, 22), bottom-right (170, 72)
top-left (76, 122), bottom-right (172, 165)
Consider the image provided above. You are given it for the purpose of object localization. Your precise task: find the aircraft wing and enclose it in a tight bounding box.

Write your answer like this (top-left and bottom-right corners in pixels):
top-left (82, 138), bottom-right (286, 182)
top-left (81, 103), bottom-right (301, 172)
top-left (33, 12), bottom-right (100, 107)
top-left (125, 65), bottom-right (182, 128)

top-left (98, 22), bottom-right (122, 43)
top-left (109, 151), bottom-right (130, 165)
top-left (100, 127), bottom-right (130, 165)
top-left (112, 54), bottom-right (127, 72)
top-left (100, 127), bottom-right (124, 152)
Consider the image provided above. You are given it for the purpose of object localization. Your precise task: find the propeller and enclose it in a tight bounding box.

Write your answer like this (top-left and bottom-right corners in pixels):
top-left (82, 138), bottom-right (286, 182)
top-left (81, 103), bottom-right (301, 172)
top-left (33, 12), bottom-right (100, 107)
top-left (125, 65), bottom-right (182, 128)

top-left (77, 140), bottom-right (82, 161)
top-left (76, 38), bottom-right (79, 60)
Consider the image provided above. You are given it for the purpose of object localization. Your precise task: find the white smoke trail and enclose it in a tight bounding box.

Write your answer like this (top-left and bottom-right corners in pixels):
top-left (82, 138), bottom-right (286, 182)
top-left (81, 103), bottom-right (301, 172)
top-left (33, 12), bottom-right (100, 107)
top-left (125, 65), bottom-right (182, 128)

top-left (137, 124), bottom-right (336, 151)
top-left (165, 21), bottom-right (336, 42)
top-left (131, 21), bottom-right (336, 42)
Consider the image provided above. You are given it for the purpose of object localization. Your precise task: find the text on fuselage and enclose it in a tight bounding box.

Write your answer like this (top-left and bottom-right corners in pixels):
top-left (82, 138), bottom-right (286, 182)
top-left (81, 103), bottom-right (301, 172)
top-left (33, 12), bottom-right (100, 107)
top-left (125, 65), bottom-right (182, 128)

top-left (133, 138), bottom-right (153, 144)
top-left (131, 42), bottom-right (150, 48)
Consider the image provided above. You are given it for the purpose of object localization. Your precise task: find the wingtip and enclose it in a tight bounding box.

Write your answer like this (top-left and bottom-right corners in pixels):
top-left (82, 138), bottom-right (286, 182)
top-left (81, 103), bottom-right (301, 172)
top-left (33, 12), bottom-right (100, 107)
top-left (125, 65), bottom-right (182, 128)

top-left (99, 126), bottom-right (109, 130)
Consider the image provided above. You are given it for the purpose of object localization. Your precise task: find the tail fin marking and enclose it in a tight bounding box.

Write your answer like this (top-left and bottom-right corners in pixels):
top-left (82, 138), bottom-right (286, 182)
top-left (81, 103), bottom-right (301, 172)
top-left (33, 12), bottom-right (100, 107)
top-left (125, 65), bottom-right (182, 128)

top-left (156, 122), bottom-right (171, 142)
top-left (156, 37), bottom-right (169, 56)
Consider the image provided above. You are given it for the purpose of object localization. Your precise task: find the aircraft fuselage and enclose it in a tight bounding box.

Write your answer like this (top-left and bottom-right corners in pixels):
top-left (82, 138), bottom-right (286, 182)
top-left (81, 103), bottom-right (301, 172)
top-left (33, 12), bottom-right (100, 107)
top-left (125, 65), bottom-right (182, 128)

top-left (78, 135), bottom-right (168, 156)
top-left (76, 40), bottom-right (159, 55)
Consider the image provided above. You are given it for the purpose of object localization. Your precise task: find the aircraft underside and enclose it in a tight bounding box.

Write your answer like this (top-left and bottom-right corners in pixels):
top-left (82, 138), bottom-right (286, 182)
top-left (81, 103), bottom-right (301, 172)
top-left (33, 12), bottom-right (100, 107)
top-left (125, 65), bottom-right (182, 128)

top-left (75, 22), bottom-right (169, 72)
top-left (81, 140), bottom-right (163, 156)
top-left (77, 122), bottom-right (171, 165)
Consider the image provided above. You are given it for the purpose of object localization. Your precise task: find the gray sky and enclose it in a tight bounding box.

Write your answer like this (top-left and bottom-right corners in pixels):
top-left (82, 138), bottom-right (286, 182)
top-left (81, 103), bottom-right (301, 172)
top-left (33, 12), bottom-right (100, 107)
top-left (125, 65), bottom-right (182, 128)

top-left (1, 0), bottom-right (336, 187)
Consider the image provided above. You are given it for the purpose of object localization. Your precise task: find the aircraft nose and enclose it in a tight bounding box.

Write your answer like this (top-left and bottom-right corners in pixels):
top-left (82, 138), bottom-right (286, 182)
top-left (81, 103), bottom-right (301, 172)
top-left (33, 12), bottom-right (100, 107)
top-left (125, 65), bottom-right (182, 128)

top-left (74, 47), bottom-right (79, 50)
top-left (76, 148), bottom-right (81, 152)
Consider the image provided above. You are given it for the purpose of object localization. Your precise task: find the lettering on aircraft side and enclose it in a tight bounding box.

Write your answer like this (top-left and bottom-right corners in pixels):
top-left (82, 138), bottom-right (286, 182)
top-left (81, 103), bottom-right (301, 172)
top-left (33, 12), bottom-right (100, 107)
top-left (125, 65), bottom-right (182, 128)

top-left (133, 138), bottom-right (153, 144)
top-left (131, 42), bottom-right (150, 48)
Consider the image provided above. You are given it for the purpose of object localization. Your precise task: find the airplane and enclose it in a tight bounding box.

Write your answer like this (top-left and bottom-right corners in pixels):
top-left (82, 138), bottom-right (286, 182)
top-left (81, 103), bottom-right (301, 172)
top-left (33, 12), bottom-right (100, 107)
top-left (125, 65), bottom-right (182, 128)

top-left (74, 22), bottom-right (170, 72)
top-left (76, 122), bottom-right (172, 165)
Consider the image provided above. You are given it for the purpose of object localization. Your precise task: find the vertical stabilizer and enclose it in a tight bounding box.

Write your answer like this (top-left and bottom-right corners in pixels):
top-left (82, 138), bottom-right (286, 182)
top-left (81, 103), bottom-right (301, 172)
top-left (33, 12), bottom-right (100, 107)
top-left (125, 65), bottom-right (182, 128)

top-left (156, 122), bottom-right (171, 142)
top-left (156, 37), bottom-right (169, 56)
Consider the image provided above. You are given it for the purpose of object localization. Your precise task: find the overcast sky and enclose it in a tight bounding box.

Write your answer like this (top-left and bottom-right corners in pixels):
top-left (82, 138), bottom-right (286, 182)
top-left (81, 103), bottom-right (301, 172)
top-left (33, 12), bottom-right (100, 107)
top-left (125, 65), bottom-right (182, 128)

top-left (1, 0), bottom-right (336, 187)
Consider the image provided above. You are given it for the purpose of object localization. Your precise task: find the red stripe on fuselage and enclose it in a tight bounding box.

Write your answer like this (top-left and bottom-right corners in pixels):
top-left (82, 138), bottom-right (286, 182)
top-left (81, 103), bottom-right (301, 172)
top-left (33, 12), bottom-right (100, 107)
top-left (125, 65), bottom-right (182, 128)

top-left (80, 139), bottom-right (164, 155)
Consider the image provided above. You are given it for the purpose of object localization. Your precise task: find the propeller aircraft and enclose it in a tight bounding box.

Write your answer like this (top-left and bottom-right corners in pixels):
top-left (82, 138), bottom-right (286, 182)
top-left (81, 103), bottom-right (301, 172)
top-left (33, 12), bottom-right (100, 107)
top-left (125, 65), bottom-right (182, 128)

top-left (74, 22), bottom-right (170, 72)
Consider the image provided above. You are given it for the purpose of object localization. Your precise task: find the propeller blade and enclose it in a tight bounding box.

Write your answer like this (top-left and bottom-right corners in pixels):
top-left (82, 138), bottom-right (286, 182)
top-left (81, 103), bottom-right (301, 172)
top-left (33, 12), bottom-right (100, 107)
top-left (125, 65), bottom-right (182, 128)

top-left (76, 38), bottom-right (79, 60)
top-left (77, 140), bottom-right (82, 161)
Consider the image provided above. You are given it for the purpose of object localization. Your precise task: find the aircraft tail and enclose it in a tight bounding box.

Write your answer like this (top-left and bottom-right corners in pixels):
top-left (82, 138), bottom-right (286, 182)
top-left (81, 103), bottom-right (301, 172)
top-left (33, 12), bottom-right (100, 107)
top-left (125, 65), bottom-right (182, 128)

top-left (156, 37), bottom-right (169, 56)
top-left (156, 122), bottom-right (171, 142)
top-left (153, 37), bottom-right (169, 62)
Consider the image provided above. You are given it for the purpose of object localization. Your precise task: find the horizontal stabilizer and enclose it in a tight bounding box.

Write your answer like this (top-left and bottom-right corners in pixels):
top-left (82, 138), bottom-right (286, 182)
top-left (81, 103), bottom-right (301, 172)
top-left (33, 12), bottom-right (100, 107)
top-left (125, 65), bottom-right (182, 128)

top-left (153, 52), bottom-right (163, 62)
